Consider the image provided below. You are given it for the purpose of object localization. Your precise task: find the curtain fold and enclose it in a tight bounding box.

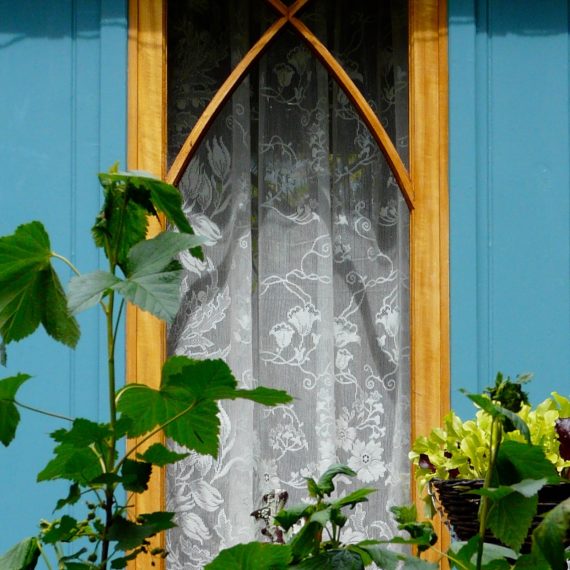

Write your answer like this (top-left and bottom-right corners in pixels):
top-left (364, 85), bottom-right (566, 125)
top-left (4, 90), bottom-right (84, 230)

top-left (166, 3), bottom-right (409, 567)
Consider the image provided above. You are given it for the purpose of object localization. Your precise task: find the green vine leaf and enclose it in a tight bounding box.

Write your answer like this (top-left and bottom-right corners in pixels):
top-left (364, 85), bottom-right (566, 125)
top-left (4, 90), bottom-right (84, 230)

top-left (0, 537), bottom-right (40, 570)
top-left (204, 542), bottom-right (292, 570)
top-left (331, 488), bottom-right (376, 510)
top-left (117, 356), bottom-right (291, 457)
top-left (112, 232), bottom-right (206, 322)
top-left (0, 373), bottom-right (32, 447)
top-left (67, 271), bottom-right (121, 314)
top-left (0, 221), bottom-right (79, 347)
top-left (292, 550), bottom-right (364, 569)
top-left (136, 442), bottom-right (189, 466)
top-left (531, 496), bottom-right (570, 570)
top-left (121, 459), bottom-right (152, 493)
top-left (316, 464), bottom-right (356, 496)
top-left (107, 512), bottom-right (176, 551)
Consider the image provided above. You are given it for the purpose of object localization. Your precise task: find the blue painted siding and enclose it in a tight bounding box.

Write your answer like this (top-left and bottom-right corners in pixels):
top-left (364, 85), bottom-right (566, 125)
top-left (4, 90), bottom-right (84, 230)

top-left (0, 0), bottom-right (127, 550)
top-left (449, 0), bottom-right (570, 418)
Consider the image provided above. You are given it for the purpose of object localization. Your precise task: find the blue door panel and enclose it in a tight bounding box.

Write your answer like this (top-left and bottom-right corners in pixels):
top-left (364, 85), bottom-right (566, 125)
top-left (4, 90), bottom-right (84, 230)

top-left (449, 0), bottom-right (570, 418)
top-left (0, 0), bottom-right (127, 550)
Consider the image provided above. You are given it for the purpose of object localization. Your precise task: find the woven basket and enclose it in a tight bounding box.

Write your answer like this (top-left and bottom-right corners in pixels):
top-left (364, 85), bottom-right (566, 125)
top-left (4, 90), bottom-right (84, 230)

top-left (429, 479), bottom-right (570, 551)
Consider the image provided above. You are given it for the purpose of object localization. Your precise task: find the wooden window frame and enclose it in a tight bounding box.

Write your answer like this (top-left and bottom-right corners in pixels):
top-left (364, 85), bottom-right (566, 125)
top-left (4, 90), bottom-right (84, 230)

top-left (127, 1), bottom-right (449, 567)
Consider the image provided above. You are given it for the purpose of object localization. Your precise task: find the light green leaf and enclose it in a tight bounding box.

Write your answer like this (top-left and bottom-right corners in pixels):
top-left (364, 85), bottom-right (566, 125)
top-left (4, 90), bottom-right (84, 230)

top-left (113, 234), bottom-right (207, 321)
top-left (114, 262), bottom-right (183, 323)
top-left (531, 496), bottom-right (570, 570)
top-left (289, 521), bottom-right (322, 562)
top-left (450, 539), bottom-right (518, 565)
top-left (125, 232), bottom-right (206, 277)
top-left (205, 542), bottom-right (292, 570)
top-left (0, 221), bottom-right (79, 346)
top-left (357, 543), bottom-right (438, 570)
top-left (0, 373), bottom-right (32, 446)
top-left (136, 442), bottom-right (189, 466)
top-left (0, 537), bottom-right (40, 570)
top-left (67, 271), bottom-right (121, 314)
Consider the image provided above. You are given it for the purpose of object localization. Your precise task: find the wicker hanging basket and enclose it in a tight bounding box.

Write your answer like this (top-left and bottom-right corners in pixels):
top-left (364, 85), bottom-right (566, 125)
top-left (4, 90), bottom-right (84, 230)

top-left (429, 479), bottom-right (570, 551)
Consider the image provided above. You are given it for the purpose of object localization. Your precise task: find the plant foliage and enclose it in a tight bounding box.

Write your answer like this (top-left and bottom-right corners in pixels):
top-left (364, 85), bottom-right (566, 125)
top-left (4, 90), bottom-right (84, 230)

top-left (0, 167), bottom-right (292, 570)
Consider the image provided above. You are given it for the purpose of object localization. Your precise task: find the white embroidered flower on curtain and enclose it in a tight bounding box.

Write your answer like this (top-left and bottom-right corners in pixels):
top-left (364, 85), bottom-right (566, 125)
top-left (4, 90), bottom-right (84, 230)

top-left (165, 2), bottom-right (410, 568)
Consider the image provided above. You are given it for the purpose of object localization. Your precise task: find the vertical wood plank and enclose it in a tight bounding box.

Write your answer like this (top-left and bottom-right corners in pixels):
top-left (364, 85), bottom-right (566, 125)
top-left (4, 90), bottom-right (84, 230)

top-left (127, 1), bottom-right (166, 568)
top-left (410, 0), bottom-right (450, 562)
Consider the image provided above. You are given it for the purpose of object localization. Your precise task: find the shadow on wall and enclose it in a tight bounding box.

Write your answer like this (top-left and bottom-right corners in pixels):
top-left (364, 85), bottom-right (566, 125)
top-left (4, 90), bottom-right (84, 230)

top-left (450, 0), bottom-right (569, 37)
top-left (0, 0), bottom-right (126, 48)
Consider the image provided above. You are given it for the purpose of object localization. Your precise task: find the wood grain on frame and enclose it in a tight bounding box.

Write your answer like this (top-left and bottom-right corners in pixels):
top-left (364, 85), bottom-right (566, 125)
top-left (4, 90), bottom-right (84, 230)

top-left (128, 1), bottom-right (450, 567)
top-left (127, 1), bottom-right (167, 569)
top-left (409, 0), bottom-right (450, 562)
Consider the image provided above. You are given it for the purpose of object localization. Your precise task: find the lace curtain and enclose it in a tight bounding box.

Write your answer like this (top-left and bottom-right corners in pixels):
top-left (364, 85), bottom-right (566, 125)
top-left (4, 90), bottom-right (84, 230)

top-left (165, 2), bottom-right (410, 568)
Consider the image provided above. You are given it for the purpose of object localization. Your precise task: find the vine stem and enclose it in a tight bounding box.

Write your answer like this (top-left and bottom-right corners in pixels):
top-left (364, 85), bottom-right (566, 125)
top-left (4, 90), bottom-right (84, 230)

top-left (476, 417), bottom-right (502, 569)
top-left (14, 400), bottom-right (74, 422)
top-left (36, 540), bottom-right (54, 570)
top-left (51, 252), bottom-right (81, 276)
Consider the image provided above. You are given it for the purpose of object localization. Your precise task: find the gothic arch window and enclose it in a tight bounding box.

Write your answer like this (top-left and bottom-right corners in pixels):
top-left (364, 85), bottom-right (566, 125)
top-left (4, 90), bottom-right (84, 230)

top-left (127, 1), bottom-right (449, 568)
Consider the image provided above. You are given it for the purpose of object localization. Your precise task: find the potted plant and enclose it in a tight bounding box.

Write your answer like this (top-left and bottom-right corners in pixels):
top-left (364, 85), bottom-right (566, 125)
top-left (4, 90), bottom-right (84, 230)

top-left (410, 373), bottom-right (570, 567)
top-left (0, 166), bottom-right (292, 570)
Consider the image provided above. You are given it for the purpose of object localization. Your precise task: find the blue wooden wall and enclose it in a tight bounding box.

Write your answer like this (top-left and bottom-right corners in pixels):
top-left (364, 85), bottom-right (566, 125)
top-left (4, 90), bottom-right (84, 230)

top-left (0, 0), bottom-right (127, 551)
top-left (449, 0), bottom-right (570, 417)
top-left (1, 0), bottom-right (569, 554)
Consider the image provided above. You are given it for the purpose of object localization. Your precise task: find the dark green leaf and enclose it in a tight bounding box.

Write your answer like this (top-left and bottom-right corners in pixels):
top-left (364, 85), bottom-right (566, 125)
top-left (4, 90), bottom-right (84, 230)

top-left (310, 507), bottom-right (332, 527)
top-left (98, 171), bottom-right (204, 260)
top-left (290, 521), bottom-right (322, 562)
top-left (0, 537), bottom-right (40, 570)
top-left (65, 564), bottom-right (96, 570)
top-left (306, 477), bottom-right (320, 498)
top-left (107, 512), bottom-right (176, 551)
top-left (316, 464), bottom-right (356, 496)
top-left (332, 488), bottom-right (376, 509)
top-left (42, 515), bottom-right (79, 544)
top-left (450, 539), bottom-right (518, 567)
top-left (0, 221), bottom-right (79, 347)
top-left (0, 373), bottom-right (31, 446)
top-left (496, 441), bottom-right (558, 484)
top-left (121, 459), bottom-right (152, 493)
top-left (37, 443), bottom-right (103, 484)
top-left (67, 271), bottom-right (121, 314)
top-left (233, 387), bottom-right (292, 406)
top-left (274, 504), bottom-right (313, 531)
top-left (205, 542), bottom-right (292, 570)
top-left (110, 548), bottom-right (145, 569)
top-left (117, 356), bottom-right (290, 457)
top-left (92, 176), bottom-right (149, 272)
top-left (487, 492), bottom-right (537, 552)
top-left (357, 544), bottom-right (438, 570)
top-left (51, 418), bottom-right (112, 447)
top-left (136, 442), bottom-right (189, 466)
top-left (40, 266), bottom-right (80, 348)
top-left (293, 550), bottom-right (364, 569)
top-left (531, 496), bottom-right (570, 570)
top-left (54, 483), bottom-right (81, 511)
top-left (0, 341), bottom-right (6, 366)
top-left (513, 552), bottom-right (551, 570)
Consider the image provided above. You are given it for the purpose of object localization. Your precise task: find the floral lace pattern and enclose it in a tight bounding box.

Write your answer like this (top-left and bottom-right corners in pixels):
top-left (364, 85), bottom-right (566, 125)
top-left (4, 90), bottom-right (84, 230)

top-left (166, 2), bottom-right (409, 568)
